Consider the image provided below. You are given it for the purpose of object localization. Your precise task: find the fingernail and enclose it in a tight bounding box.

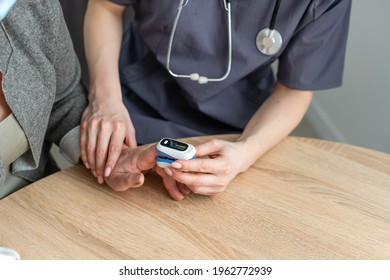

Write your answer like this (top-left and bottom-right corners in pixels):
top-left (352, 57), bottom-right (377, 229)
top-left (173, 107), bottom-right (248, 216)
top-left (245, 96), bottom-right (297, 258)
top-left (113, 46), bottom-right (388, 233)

top-left (84, 162), bottom-right (90, 169)
top-left (104, 167), bottom-right (111, 177)
top-left (164, 168), bottom-right (173, 176)
top-left (98, 176), bottom-right (104, 184)
top-left (171, 162), bottom-right (182, 169)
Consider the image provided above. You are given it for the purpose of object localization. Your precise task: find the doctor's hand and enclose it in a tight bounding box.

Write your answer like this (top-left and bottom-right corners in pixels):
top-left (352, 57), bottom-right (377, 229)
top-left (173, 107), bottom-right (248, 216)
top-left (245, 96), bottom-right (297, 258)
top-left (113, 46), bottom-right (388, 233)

top-left (163, 139), bottom-right (251, 196)
top-left (80, 96), bottom-right (137, 185)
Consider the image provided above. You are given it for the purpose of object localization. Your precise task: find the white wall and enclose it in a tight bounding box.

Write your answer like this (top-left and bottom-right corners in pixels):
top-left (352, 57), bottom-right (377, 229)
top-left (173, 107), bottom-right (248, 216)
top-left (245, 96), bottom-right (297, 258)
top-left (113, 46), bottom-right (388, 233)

top-left (306, 0), bottom-right (390, 153)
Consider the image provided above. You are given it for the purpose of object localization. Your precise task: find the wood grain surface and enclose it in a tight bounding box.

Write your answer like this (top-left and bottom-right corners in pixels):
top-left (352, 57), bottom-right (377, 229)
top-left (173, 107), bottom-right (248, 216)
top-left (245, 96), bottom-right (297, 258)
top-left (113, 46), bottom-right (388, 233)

top-left (0, 135), bottom-right (389, 259)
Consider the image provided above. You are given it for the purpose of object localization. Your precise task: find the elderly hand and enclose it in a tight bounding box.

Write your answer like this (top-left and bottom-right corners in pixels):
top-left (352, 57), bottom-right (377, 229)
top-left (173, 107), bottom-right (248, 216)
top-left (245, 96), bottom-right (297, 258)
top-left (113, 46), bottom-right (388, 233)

top-left (105, 142), bottom-right (192, 201)
top-left (104, 144), bottom-right (156, 191)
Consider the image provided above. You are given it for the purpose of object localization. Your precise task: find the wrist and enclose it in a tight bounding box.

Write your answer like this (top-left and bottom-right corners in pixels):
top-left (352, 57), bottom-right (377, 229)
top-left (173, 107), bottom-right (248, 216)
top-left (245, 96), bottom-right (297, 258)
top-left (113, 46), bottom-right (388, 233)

top-left (235, 136), bottom-right (266, 172)
top-left (88, 83), bottom-right (122, 103)
top-left (88, 68), bottom-right (122, 99)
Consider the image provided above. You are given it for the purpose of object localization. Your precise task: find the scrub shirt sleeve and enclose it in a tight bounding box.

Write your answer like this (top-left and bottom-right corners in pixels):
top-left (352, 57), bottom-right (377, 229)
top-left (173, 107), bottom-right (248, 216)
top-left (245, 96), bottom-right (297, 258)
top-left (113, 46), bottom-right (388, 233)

top-left (277, 0), bottom-right (352, 91)
top-left (111, 0), bottom-right (136, 6)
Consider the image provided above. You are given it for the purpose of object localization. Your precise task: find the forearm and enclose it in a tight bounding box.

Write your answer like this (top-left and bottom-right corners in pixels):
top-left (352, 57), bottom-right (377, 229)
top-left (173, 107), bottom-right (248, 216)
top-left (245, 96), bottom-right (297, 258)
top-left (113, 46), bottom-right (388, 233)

top-left (237, 82), bottom-right (313, 171)
top-left (81, 1), bottom-right (137, 180)
top-left (84, 0), bottom-right (126, 102)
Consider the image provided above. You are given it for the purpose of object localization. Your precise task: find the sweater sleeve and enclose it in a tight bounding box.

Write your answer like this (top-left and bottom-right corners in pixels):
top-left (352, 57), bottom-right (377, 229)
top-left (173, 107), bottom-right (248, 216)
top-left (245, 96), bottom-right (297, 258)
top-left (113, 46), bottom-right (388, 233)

top-left (44, 2), bottom-right (87, 145)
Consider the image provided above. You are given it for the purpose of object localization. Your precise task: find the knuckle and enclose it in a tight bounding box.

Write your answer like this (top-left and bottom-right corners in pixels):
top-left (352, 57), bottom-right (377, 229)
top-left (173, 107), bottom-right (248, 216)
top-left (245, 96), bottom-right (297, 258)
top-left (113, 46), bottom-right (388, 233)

top-left (199, 160), bottom-right (209, 173)
top-left (113, 121), bottom-right (125, 132)
top-left (109, 144), bottom-right (120, 154)
top-left (208, 139), bottom-right (219, 148)
top-left (220, 162), bottom-right (232, 175)
top-left (87, 145), bottom-right (96, 153)
top-left (98, 120), bottom-right (109, 131)
top-left (96, 147), bottom-right (106, 157)
top-left (89, 118), bottom-right (99, 128)
top-left (80, 121), bottom-right (88, 130)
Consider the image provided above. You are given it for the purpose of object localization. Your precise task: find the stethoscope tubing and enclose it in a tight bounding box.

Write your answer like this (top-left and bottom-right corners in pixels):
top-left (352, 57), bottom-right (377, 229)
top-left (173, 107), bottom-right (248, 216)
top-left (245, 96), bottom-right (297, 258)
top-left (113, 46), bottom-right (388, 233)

top-left (166, 0), bottom-right (282, 84)
top-left (166, 0), bottom-right (232, 84)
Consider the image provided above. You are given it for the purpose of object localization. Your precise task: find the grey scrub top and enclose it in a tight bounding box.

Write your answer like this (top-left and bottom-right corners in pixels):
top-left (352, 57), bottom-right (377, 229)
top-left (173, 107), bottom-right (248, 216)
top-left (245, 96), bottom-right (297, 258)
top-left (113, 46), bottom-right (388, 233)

top-left (112, 0), bottom-right (352, 144)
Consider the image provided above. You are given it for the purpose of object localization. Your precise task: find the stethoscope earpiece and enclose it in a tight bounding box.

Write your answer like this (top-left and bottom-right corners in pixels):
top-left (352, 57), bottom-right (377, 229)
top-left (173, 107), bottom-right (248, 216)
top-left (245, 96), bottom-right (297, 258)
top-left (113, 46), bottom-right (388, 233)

top-left (256, 28), bottom-right (283, 56)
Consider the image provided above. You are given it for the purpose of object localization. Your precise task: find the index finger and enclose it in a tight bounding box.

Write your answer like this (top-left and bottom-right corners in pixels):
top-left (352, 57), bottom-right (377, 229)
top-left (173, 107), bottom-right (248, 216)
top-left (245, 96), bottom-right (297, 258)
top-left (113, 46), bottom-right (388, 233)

top-left (193, 139), bottom-right (225, 157)
top-left (173, 157), bottom-right (228, 175)
top-left (104, 129), bottom-right (127, 177)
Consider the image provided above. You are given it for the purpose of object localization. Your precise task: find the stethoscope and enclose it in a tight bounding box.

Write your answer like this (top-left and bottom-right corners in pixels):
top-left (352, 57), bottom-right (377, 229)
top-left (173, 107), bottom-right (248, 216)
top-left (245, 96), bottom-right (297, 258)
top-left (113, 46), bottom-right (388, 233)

top-left (166, 0), bottom-right (282, 84)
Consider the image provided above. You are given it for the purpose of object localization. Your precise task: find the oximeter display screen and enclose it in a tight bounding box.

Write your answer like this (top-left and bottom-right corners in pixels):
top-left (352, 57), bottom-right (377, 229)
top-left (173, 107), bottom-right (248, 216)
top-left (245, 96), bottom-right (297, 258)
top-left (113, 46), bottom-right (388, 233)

top-left (160, 138), bottom-right (188, 151)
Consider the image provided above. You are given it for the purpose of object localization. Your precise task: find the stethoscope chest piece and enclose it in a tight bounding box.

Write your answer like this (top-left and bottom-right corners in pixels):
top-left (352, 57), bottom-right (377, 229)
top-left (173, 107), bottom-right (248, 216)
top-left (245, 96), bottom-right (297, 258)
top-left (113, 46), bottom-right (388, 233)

top-left (256, 27), bottom-right (283, 56)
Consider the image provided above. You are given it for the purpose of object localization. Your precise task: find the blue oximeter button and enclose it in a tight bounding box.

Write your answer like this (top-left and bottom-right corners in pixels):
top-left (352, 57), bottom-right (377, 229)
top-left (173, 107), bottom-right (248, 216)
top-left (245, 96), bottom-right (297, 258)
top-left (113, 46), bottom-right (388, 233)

top-left (156, 156), bottom-right (175, 168)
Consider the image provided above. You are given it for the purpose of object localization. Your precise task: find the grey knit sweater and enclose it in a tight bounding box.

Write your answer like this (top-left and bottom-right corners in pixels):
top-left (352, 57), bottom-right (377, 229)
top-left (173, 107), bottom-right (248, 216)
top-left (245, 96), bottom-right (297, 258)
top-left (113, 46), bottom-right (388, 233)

top-left (0, 0), bottom-right (87, 186)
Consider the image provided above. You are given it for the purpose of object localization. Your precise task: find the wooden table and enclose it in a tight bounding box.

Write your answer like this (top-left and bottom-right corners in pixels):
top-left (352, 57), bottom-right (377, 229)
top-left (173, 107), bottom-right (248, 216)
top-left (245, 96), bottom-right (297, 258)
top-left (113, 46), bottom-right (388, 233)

top-left (1, 135), bottom-right (389, 259)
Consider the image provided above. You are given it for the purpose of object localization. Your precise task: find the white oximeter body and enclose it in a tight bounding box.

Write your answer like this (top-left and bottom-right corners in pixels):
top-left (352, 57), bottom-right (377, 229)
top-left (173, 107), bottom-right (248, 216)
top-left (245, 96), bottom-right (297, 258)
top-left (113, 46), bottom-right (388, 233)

top-left (156, 138), bottom-right (196, 168)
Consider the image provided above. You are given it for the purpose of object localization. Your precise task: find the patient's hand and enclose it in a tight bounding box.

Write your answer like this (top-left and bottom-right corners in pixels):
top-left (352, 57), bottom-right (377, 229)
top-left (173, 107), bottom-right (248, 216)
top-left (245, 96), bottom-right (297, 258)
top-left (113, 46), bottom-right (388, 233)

top-left (104, 144), bottom-right (157, 191)
top-left (104, 142), bottom-right (192, 201)
top-left (0, 73), bottom-right (12, 122)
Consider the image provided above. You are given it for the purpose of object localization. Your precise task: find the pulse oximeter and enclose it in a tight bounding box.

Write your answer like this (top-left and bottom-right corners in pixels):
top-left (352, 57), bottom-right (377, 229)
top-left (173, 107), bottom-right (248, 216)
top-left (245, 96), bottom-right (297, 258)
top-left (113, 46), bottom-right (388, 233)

top-left (156, 138), bottom-right (196, 168)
